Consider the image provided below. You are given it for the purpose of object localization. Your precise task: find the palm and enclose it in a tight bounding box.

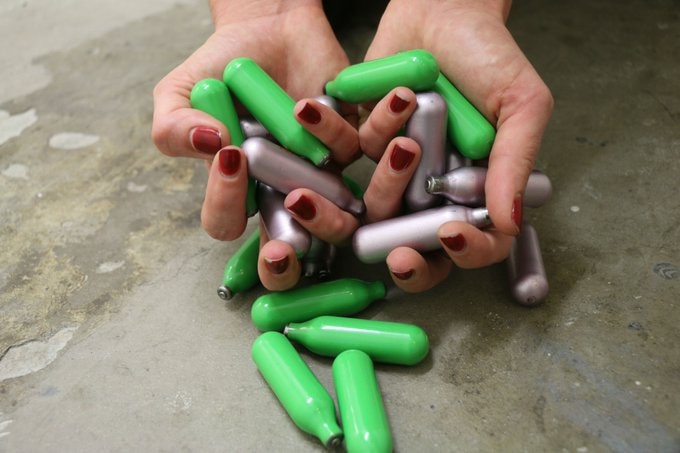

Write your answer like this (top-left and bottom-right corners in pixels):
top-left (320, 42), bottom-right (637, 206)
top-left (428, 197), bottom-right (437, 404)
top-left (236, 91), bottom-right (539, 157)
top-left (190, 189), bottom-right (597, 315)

top-left (181, 7), bottom-right (349, 100)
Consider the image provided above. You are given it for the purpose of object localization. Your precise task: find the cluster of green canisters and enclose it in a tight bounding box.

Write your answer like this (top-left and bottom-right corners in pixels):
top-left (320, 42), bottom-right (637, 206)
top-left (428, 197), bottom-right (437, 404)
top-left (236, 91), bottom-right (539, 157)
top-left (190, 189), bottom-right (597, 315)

top-left (190, 50), bottom-right (551, 451)
top-left (251, 278), bottom-right (427, 451)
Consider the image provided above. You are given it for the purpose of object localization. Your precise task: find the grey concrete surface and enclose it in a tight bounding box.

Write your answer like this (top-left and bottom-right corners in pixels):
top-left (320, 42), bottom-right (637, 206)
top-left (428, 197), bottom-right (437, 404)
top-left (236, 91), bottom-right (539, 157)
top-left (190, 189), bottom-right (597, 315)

top-left (1, 0), bottom-right (679, 452)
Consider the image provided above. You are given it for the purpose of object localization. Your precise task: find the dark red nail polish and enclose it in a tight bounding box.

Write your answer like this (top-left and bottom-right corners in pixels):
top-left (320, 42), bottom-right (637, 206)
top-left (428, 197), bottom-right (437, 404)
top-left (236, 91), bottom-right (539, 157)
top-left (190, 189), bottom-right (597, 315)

top-left (297, 102), bottom-right (322, 124)
top-left (389, 93), bottom-right (410, 113)
top-left (191, 127), bottom-right (222, 154)
top-left (512, 195), bottom-right (523, 232)
top-left (287, 195), bottom-right (316, 221)
top-left (218, 147), bottom-right (241, 176)
top-left (389, 144), bottom-right (415, 171)
top-left (441, 233), bottom-right (466, 252)
top-left (264, 256), bottom-right (289, 275)
top-left (392, 269), bottom-right (414, 280)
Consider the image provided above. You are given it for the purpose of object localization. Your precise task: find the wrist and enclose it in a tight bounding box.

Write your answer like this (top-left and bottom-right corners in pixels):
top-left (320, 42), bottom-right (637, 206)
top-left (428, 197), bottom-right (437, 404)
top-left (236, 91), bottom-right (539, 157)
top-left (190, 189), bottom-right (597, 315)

top-left (210, 0), bottom-right (324, 28)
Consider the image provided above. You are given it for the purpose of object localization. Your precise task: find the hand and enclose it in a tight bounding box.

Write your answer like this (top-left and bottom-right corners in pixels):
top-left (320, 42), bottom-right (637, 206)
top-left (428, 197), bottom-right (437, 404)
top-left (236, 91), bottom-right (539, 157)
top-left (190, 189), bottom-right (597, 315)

top-left (363, 0), bottom-right (554, 292)
top-left (152, 0), bottom-right (351, 240)
top-left (252, 90), bottom-right (421, 290)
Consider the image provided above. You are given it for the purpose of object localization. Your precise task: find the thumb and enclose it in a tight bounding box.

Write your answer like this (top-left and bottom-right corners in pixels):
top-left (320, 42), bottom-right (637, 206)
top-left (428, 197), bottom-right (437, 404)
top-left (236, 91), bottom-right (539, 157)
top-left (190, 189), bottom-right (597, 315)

top-left (485, 69), bottom-right (553, 235)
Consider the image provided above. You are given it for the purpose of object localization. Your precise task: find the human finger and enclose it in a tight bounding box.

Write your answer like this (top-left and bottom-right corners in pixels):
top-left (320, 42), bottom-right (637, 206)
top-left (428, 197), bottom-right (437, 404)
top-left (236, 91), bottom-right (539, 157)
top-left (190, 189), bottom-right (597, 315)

top-left (485, 70), bottom-right (554, 235)
top-left (386, 247), bottom-right (452, 293)
top-left (359, 87), bottom-right (418, 161)
top-left (363, 137), bottom-right (421, 224)
top-left (201, 146), bottom-right (248, 240)
top-left (284, 189), bottom-right (360, 246)
top-left (257, 237), bottom-right (301, 291)
top-left (293, 98), bottom-right (360, 167)
top-left (152, 65), bottom-right (233, 159)
top-left (437, 221), bottom-right (513, 269)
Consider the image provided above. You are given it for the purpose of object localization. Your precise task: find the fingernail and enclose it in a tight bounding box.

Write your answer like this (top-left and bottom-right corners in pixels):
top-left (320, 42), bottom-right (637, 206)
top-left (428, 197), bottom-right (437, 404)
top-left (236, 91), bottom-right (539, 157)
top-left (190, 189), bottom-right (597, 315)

top-left (218, 147), bottom-right (241, 176)
top-left (441, 233), bottom-right (466, 252)
top-left (389, 144), bottom-right (416, 172)
top-left (512, 195), bottom-right (523, 232)
top-left (391, 269), bottom-right (414, 280)
top-left (190, 127), bottom-right (222, 154)
top-left (297, 102), bottom-right (322, 124)
top-left (389, 93), bottom-right (410, 113)
top-left (264, 256), bottom-right (289, 275)
top-left (287, 195), bottom-right (316, 221)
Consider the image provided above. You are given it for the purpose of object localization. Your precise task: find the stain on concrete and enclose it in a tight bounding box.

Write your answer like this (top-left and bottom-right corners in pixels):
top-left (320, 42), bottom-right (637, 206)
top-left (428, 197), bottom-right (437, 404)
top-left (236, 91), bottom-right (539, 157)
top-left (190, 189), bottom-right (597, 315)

top-left (48, 132), bottom-right (100, 150)
top-left (0, 109), bottom-right (37, 146)
top-left (0, 3), bottom-right (210, 357)
top-left (0, 327), bottom-right (78, 381)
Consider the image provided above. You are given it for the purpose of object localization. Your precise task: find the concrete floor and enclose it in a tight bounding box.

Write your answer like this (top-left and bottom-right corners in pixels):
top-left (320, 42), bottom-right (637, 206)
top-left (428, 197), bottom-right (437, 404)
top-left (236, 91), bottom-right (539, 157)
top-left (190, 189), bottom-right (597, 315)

top-left (1, 0), bottom-right (679, 451)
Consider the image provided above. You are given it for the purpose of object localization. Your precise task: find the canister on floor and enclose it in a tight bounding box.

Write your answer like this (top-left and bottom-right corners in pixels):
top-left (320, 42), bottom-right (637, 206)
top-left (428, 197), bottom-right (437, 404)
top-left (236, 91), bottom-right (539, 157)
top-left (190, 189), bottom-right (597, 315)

top-left (217, 228), bottom-right (260, 301)
top-left (252, 332), bottom-right (343, 449)
top-left (333, 350), bottom-right (392, 453)
top-left (251, 278), bottom-right (386, 332)
top-left (284, 315), bottom-right (430, 366)
top-left (506, 222), bottom-right (549, 306)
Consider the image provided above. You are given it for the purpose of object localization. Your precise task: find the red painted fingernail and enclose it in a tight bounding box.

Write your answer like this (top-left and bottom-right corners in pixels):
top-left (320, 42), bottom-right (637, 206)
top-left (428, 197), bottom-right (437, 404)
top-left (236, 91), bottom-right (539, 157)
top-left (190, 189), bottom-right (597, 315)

top-left (389, 144), bottom-right (416, 172)
top-left (391, 269), bottom-right (414, 280)
top-left (264, 256), bottom-right (289, 275)
top-left (512, 195), bottom-right (523, 232)
top-left (287, 195), bottom-right (316, 221)
top-left (191, 127), bottom-right (222, 154)
top-left (389, 93), bottom-right (410, 113)
top-left (297, 102), bottom-right (322, 124)
top-left (218, 147), bottom-right (241, 176)
top-left (441, 233), bottom-right (466, 252)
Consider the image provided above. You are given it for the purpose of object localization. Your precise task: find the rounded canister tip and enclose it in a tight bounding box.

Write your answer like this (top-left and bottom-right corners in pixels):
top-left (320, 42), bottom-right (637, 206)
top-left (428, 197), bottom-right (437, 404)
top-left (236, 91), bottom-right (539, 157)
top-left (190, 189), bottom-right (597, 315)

top-left (350, 198), bottom-right (367, 217)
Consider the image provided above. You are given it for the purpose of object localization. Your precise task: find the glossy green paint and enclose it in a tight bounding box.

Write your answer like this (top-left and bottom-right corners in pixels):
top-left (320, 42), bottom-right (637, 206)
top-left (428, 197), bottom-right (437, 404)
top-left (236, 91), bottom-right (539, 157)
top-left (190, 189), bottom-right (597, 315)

top-left (342, 175), bottom-right (365, 199)
top-left (324, 49), bottom-right (439, 103)
top-left (284, 315), bottom-right (430, 366)
top-left (251, 279), bottom-right (386, 332)
top-left (252, 332), bottom-right (343, 448)
top-left (190, 78), bottom-right (257, 216)
top-left (223, 58), bottom-right (330, 166)
top-left (190, 78), bottom-right (244, 145)
top-left (333, 350), bottom-right (392, 453)
top-left (218, 229), bottom-right (260, 300)
top-left (432, 73), bottom-right (496, 160)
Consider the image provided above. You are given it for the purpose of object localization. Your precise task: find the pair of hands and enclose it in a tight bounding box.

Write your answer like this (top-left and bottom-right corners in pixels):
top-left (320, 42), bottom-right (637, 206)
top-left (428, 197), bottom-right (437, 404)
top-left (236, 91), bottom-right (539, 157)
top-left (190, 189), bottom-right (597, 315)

top-left (152, 0), bottom-right (553, 293)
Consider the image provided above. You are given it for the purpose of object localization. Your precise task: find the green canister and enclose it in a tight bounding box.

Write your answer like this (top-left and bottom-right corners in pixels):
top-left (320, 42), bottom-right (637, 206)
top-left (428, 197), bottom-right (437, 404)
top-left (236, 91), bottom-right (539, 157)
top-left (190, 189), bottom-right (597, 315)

top-left (217, 229), bottom-right (260, 300)
top-left (333, 350), bottom-right (393, 453)
top-left (251, 279), bottom-right (386, 332)
top-left (284, 315), bottom-right (429, 366)
top-left (252, 332), bottom-right (343, 448)
top-left (190, 78), bottom-right (257, 216)
top-left (432, 73), bottom-right (496, 160)
top-left (223, 58), bottom-right (330, 166)
top-left (324, 49), bottom-right (439, 103)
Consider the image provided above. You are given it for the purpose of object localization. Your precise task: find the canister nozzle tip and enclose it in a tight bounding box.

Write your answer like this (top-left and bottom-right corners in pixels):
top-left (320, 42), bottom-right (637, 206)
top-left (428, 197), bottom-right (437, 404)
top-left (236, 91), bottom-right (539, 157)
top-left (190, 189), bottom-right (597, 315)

top-left (217, 285), bottom-right (234, 300)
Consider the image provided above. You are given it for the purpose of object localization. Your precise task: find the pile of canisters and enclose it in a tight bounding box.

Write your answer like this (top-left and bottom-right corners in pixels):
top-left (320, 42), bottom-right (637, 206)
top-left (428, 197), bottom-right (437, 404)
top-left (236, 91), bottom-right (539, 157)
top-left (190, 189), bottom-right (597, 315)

top-left (190, 50), bottom-right (552, 451)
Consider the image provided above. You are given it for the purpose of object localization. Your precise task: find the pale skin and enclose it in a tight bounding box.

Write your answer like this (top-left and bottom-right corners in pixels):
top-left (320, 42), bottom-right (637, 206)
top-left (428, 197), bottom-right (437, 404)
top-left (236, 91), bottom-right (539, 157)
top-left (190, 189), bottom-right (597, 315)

top-left (151, 0), bottom-right (553, 293)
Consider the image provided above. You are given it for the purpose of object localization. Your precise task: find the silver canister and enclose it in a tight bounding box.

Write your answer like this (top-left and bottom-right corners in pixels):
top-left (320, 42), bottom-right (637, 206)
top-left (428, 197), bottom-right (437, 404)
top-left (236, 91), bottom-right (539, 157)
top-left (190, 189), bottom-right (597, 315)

top-left (239, 117), bottom-right (275, 141)
top-left (427, 168), bottom-right (553, 208)
top-left (302, 235), bottom-right (337, 280)
top-left (242, 137), bottom-right (365, 217)
top-left (352, 205), bottom-right (492, 263)
top-left (404, 92), bottom-right (448, 211)
top-left (506, 223), bottom-right (549, 306)
top-left (257, 183), bottom-right (311, 258)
